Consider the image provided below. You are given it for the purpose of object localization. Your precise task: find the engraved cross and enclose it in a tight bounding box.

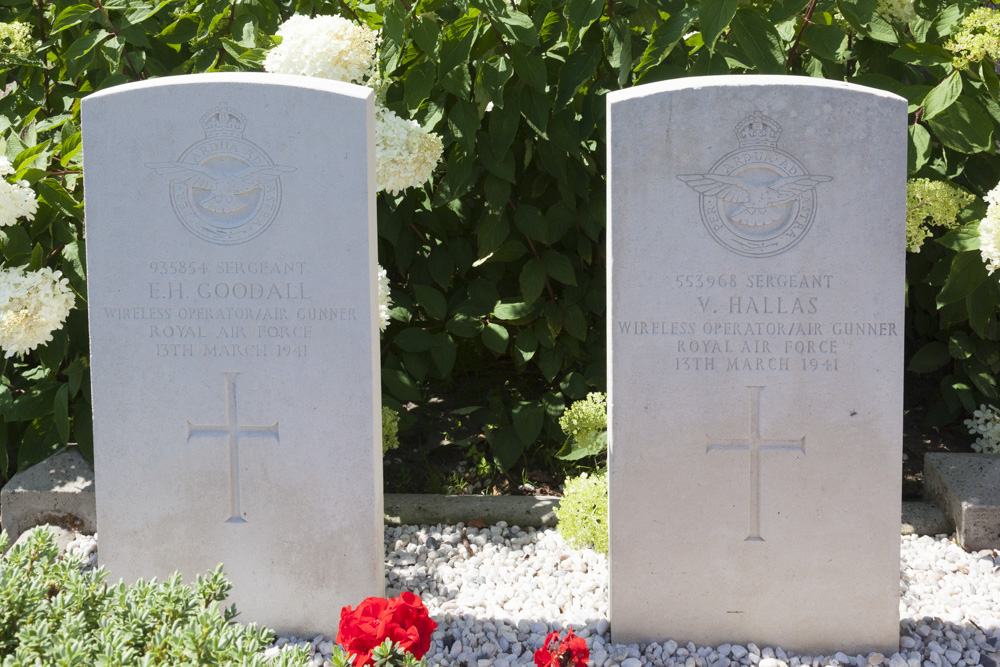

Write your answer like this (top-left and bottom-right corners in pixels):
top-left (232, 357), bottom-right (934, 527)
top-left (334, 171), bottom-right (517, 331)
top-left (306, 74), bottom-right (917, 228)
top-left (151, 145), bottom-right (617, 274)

top-left (706, 385), bottom-right (804, 542)
top-left (186, 372), bottom-right (279, 524)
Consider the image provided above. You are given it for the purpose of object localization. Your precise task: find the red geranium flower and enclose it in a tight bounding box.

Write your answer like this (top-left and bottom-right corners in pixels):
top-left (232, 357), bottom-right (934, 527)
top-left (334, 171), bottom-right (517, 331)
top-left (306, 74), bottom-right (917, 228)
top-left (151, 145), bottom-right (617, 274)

top-left (337, 592), bottom-right (437, 667)
top-left (534, 627), bottom-right (589, 667)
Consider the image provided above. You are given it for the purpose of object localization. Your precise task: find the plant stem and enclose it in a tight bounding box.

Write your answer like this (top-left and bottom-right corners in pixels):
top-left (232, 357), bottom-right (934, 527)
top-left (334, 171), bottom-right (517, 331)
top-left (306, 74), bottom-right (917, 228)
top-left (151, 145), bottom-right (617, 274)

top-left (91, 0), bottom-right (144, 80)
top-left (785, 0), bottom-right (819, 70)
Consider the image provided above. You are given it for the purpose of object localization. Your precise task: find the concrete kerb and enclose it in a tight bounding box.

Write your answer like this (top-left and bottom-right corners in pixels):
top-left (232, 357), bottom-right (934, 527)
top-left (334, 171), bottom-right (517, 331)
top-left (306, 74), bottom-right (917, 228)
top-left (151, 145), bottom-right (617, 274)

top-left (0, 450), bottom-right (960, 543)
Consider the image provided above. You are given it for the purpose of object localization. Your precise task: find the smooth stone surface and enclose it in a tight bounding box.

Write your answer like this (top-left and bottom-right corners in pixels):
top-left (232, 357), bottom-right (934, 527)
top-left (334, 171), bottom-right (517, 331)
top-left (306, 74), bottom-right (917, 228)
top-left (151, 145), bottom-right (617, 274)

top-left (900, 502), bottom-right (951, 537)
top-left (0, 447), bottom-right (95, 543)
top-left (384, 494), bottom-right (559, 527)
top-left (607, 76), bottom-right (906, 654)
top-left (82, 73), bottom-right (382, 635)
top-left (924, 453), bottom-right (1000, 550)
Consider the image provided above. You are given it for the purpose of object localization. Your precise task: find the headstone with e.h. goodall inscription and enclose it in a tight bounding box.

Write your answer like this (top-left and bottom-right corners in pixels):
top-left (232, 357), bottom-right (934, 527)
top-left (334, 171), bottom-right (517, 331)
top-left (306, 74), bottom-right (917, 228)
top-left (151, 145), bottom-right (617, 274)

top-left (82, 73), bottom-right (383, 635)
top-left (607, 76), bottom-right (905, 653)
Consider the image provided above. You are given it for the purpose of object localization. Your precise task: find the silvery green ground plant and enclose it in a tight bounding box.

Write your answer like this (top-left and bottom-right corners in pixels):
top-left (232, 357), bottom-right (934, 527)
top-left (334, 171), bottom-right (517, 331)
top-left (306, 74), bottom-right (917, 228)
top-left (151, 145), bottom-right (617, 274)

top-left (0, 527), bottom-right (310, 666)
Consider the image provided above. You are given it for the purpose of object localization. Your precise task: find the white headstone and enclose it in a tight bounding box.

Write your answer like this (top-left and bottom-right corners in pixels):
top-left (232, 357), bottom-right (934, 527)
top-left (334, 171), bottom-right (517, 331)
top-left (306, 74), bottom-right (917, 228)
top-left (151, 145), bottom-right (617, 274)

top-left (82, 73), bottom-right (382, 634)
top-left (607, 76), bottom-right (905, 653)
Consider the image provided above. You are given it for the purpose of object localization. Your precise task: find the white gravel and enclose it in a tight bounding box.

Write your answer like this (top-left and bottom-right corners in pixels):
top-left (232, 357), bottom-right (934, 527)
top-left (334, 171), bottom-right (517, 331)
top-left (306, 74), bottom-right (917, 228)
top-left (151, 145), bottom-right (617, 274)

top-left (72, 525), bottom-right (1000, 667)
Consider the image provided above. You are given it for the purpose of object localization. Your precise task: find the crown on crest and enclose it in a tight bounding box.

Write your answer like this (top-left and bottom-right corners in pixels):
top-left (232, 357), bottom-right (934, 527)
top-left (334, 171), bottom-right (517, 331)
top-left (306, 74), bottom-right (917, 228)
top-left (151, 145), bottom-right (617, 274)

top-left (201, 104), bottom-right (246, 138)
top-left (735, 111), bottom-right (782, 147)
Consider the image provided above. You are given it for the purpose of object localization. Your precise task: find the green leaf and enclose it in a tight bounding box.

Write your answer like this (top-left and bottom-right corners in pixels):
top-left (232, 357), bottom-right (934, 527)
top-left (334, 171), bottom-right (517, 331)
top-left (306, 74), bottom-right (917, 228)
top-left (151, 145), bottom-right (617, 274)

top-left (493, 9), bottom-right (539, 47)
top-left (448, 100), bottom-right (480, 155)
top-left (446, 313), bottom-right (485, 337)
top-left (565, 0), bottom-right (604, 31)
top-left (907, 341), bottom-right (950, 373)
top-left (510, 45), bottom-right (547, 91)
top-left (404, 60), bottom-right (437, 110)
top-left (516, 85), bottom-right (549, 136)
top-left (519, 259), bottom-right (547, 305)
top-left (557, 431), bottom-right (606, 460)
top-left (411, 15), bottom-right (441, 56)
top-left (431, 333), bottom-right (458, 376)
top-left (63, 29), bottom-right (109, 62)
top-left (542, 250), bottom-right (577, 285)
top-left (512, 401), bottom-right (544, 444)
top-left (921, 72), bottom-right (962, 121)
top-left (637, 5), bottom-right (698, 73)
top-left (37, 179), bottom-right (83, 219)
top-left (700, 0), bottom-right (738, 50)
top-left (556, 41), bottom-right (602, 109)
top-left (513, 329), bottom-right (538, 365)
top-left (413, 284), bottom-right (448, 321)
top-left (536, 345), bottom-right (563, 382)
top-left (730, 8), bottom-right (785, 74)
top-left (479, 56), bottom-right (514, 106)
top-left (428, 245), bottom-right (454, 288)
top-left (937, 250), bottom-right (989, 307)
top-left (382, 369), bottom-right (422, 402)
top-left (394, 328), bottom-right (436, 352)
top-left (515, 204), bottom-right (547, 242)
top-left (936, 221), bottom-right (980, 252)
top-left (563, 303), bottom-right (587, 341)
top-left (890, 42), bottom-right (954, 66)
top-left (54, 384), bottom-right (70, 446)
top-left (967, 278), bottom-right (996, 337)
top-left (482, 322), bottom-right (510, 354)
top-left (964, 358), bottom-right (999, 401)
top-left (493, 301), bottom-right (535, 321)
top-left (909, 123), bottom-right (931, 172)
top-left (14, 141), bottom-right (52, 173)
top-left (604, 17), bottom-right (633, 86)
top-left (926, 96), bottom-right (994, 153)
top-left (948, 331), bottom-right (975, 360)
top-left (485, 425), bottom-right (524, 471)
top-left (51, 4), bottom-right (95, 34)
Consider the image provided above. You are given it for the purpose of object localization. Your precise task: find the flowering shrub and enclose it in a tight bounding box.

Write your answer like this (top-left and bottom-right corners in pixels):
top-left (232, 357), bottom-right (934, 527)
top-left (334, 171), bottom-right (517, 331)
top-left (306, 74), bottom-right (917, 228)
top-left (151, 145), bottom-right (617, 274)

top-left (262, 15), bottom-right (443, 196)
top-left (337, 592), bottom-right (437, 667)
top-left (263, 15), bottom-right (378, 84)
top-left (534, 628), bottom-right (589, 667)
top-left (555, 471), bottom-right (609, 555)
top-left (906, 179), bottom-right (975, 253)
top-left (964, 404), bottom-right (1000, 454)
top-left (0, 157), bottom-right (38, 232)
top-left (947, 8), bottom-right (1000, 69)
top-left (5, 0), bottom-right (1000, 480)
top-left (0, 266), bottom-right (75, 358)
top-left (383, 406), bottom-right (401, 454)
top-left (557, 393), bottom-right (607, 460)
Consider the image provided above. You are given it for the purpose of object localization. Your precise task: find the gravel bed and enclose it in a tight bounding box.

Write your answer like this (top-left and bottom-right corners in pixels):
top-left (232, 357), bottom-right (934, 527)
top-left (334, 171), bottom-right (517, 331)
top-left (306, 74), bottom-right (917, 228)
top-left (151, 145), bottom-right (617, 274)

top-left (68, 525), bottom-right (1000, 667)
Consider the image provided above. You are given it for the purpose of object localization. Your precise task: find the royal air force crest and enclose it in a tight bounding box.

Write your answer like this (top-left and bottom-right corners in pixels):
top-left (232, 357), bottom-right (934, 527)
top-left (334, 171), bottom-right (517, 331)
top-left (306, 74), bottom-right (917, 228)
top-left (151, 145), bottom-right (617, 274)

top-left (677, 111), bottom-right (831, 258)
top-left (147, 104), bottom-right (295, 245)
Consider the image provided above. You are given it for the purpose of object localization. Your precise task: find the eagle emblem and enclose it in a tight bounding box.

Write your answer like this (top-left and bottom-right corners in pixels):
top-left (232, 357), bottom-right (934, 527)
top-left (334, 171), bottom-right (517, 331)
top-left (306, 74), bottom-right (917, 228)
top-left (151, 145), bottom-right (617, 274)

top-left (677, 111), bottom-right (831, 258)
top-left (147, 104), bottom-right (296, 245)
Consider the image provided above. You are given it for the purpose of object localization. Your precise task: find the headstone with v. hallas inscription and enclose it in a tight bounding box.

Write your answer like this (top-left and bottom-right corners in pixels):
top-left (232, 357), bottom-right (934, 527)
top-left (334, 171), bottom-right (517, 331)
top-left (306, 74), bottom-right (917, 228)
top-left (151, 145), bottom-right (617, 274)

top-left (607, 76), bottom-right (906, 653)
top-left (82, 73), bottom-right (383, 634)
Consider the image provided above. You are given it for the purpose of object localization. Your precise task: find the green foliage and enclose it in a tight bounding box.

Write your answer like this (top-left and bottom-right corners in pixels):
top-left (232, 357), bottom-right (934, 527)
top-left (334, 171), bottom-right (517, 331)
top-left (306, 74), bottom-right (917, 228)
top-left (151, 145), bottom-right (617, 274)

top-left (328, 639), bottom-right (429, 667)
top-left (383, 405), bottom-right (401, 454)
top-left (0, 527), bottom-right (309, 666)
top-left (557, 392), bottom-right (607, 460)
top-left (4, 0), bottom-right (1000, 483)
top-left (554, 471), bottom-right (608, 554)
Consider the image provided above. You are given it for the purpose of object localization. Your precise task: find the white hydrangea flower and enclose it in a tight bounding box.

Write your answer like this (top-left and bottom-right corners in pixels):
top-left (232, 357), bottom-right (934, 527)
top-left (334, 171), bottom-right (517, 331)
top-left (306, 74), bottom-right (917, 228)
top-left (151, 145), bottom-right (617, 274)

top-left (263, 15), bottom-right (378, 84)
top-left (0, 156), bottom-right (38, 230)
top-left (877, 0), bottom-right (916, 23)
top-left (965, 404), bottom-right (1000, 454)
top-left (378, 263), bottom-right (392, 332)
top-left (0, 266), bottom-right (75, 358)
top-left (979, 182), bottom-right (1000, 274)
top-left (375, 107), bottom-right (443, 195)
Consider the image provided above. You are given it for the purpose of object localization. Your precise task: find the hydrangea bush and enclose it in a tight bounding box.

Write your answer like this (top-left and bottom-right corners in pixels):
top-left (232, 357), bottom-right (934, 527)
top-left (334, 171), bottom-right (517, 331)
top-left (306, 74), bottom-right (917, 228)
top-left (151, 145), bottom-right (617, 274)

top-left (964, 403), bottom-right (1000, 454)
top-left (554, 471), bottom-right (609, 554)
top-left (4, 0), bottom-right (1000, 482)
